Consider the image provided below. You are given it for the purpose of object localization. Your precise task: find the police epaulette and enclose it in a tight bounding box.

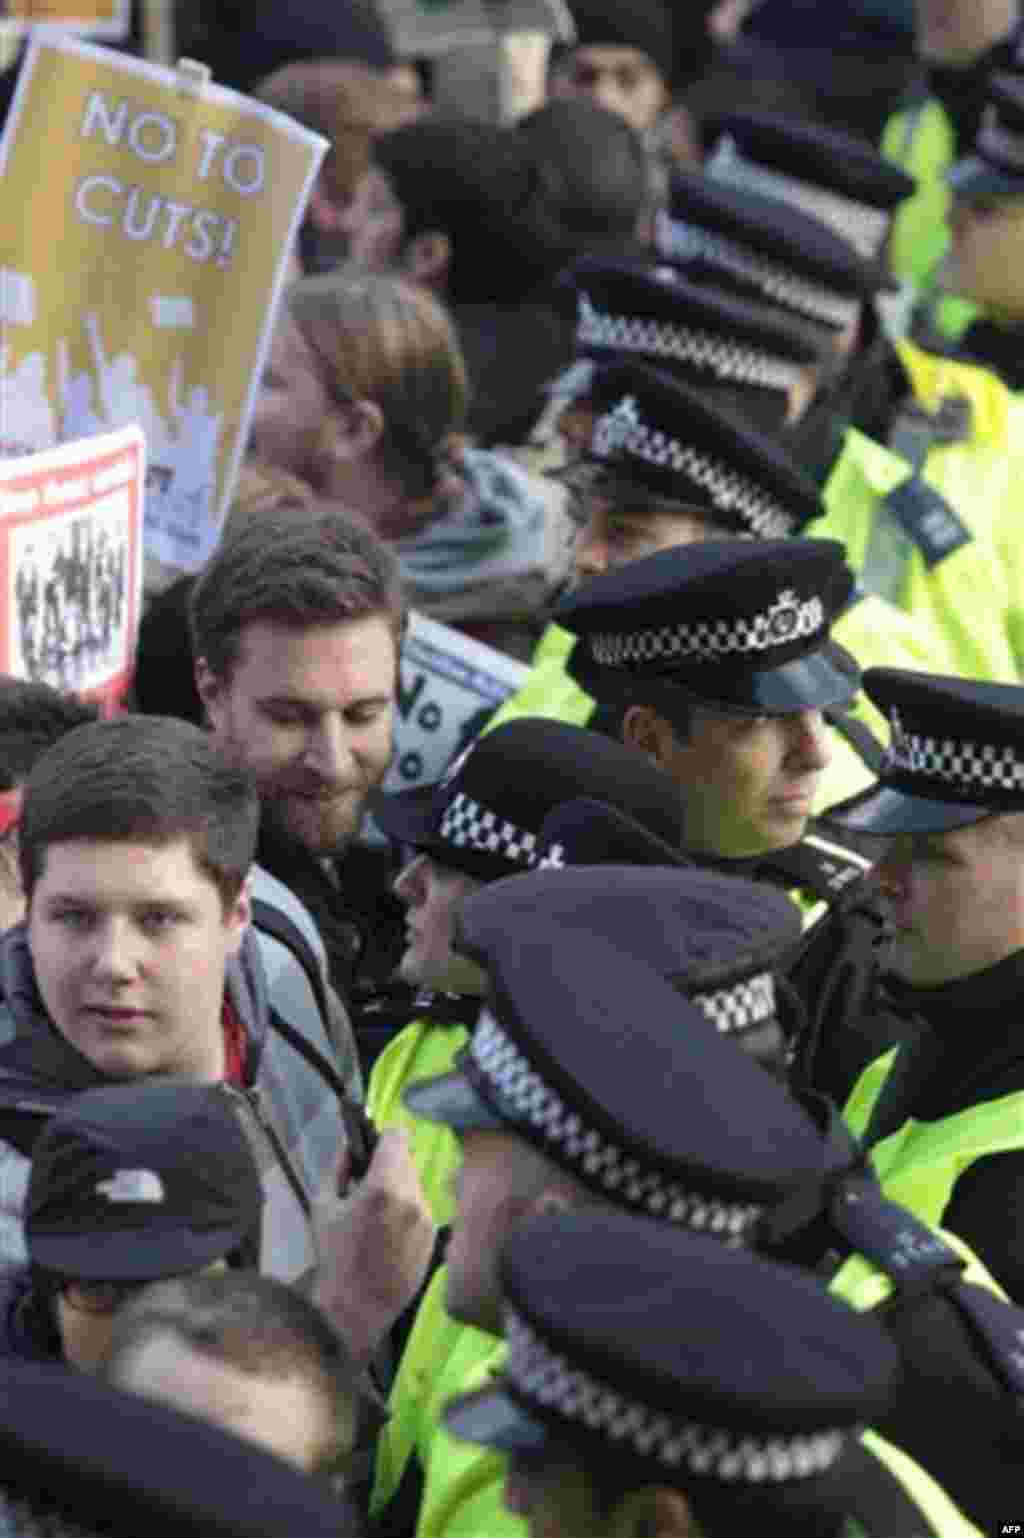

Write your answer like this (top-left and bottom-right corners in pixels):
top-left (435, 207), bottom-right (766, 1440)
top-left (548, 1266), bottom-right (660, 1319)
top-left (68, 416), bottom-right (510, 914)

top-left (759, 830), bottom-right (875, 903)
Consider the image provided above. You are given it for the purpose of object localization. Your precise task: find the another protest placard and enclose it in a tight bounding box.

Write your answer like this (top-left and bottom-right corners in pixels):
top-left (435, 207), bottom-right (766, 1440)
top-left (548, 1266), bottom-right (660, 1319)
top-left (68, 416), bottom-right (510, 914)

top-left (0, 37), bottom-right (326, 573)
top-left (0, 1), bottom-right (129, 40)
top-left (385, 611), bottom-right (528, 791)
top-left (0, 425), bottom-right (144, 713)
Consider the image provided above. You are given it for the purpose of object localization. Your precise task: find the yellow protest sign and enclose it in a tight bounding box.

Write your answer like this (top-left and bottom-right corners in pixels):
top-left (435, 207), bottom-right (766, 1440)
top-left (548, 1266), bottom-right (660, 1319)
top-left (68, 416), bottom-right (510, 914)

top-left (0, 37), bottom-right (326, 569)
top-left (0, 1), bottom-right (129, 39)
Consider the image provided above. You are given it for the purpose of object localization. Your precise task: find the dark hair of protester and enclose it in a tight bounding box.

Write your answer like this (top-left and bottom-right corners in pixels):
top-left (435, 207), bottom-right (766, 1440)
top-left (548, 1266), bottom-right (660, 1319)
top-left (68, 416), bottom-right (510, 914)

top-left (186, 0), bottom-right (396, 95)
top-left (0, 679), bottom-right (98, 793)
top-left (373, 113), bottom-right (528, 305)
top-left (18, 715), bottom-right (259, 909)
top-left (102, 1271), bottom-right (367, 1475)
top-left (511, 99), bottom-right (651, 265)
top-left (189, 506), bottom-right (405, 684)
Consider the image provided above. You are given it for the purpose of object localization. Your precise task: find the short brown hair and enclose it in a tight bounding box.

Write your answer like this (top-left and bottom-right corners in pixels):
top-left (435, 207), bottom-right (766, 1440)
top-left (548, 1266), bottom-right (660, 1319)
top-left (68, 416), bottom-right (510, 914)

top-left (19, 715), bottom-right (259, 910)
top-left (189, 504), bottom-right (405, 683)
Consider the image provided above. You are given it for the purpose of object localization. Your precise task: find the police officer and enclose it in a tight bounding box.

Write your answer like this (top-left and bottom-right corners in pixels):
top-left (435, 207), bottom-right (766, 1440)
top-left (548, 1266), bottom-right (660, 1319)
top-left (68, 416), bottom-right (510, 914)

top-left (367, 716), bottom-right (696, 1226)
top-left (445, 1212), bottom-right (920, 1538)
top-left (490, 279), bottom-right (945, 809)
top-left (657, 166), bottom-right (1023, 685)
top-left (700, 107), bottom-right (1024, 651)
top-left (945, 60), bottom-right (1024, 388)
top-left (387, 908), bottom-right (981, 1537)
top-left (553, 534), bottom-right (910, 1092)
top-left (825, 667), bottom-right (1024, 1304)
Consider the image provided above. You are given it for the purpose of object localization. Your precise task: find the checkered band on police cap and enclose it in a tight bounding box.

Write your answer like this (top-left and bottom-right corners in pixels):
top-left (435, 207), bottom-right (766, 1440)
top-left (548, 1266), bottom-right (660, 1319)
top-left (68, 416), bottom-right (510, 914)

top-left (978, 100), bottom-right (1024, 175)
top-left (885, 706), bottom-right (1024, 797)
top-left (654, 209), bottom-right (859, 330)
top-left (590, 393), bottom-right (797, 539)
top-left (469, 1008), bottom-right (762, 1238)
top-left (707, 135), bottom-right (891, 261)
top-left (576, 290), bottom-right (803, 394)
top-left (439, 792), bottom-right (539, 869)
top-left (692, 971), bottom-right (775, 1037)
top-left (504, 1309), bottom-right (848, 1483)
top-left (584, 569), bottom-right (825, 670)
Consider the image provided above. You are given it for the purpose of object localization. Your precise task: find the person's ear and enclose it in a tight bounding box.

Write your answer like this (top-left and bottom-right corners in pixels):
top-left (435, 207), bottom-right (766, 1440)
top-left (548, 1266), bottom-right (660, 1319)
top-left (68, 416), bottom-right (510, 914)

top-left (622, 704), bottom-right (674, 768)
top-left (322, 399), bottom-right (386, 465)
top-left (613, 1485), bottom-right (696, 1538)
top-left (195, 657), bottom-right (225, 731)
top-left (404, 230), bottom-right (451, 291)
top-left (307, 174), bottom-right (345, 235)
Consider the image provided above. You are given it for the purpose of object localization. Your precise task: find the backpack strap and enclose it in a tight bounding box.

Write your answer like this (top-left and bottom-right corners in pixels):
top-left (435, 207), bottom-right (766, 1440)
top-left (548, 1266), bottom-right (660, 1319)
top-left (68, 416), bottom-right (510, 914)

top-left (251, 897), bottom-right (331, 1025)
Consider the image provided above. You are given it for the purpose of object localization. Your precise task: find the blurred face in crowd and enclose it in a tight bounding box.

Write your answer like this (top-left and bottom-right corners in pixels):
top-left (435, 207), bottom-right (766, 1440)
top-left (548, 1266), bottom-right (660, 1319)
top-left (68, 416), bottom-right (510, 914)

top-left (248, 310), bottom-right (330, 478)
top-left (627, 705), bottom-right (831, 859)
top-left (340, 165), bottom-right (406, 274)
top-left (110, 1332), bottom-right (337, 1472)
top-left (198, 615), bottom-right (397, 856)
top-left (392, 853), bottom-right (485, 991)
top-left (947, 194), bottom-right (1024, 319)
top-left (572, 492), bottom-right (711, 588)
top-left (876, 815), bottom-right (1024, 986)
top-left (447, 1130), bottom-right (533, 1334)
top-left (916, 0), bottom-right (1018, 64)
top-left (55, 1278), bottom-right (152, 1372)
top-left (549, 45), bottom-right (669, 135)
top-left (27, 838), bottom-right (247, 1084)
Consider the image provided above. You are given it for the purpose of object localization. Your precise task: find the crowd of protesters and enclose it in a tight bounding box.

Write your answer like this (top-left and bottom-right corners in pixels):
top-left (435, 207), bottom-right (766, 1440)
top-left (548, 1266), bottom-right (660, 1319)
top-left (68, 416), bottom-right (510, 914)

top-left (3, 1), bottom-right (1024, 1535)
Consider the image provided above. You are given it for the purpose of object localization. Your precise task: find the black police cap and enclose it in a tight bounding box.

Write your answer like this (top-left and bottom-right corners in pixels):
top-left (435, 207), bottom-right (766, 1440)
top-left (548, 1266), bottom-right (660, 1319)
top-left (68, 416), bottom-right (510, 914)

top-left (573, 359), bottom-right (822, 537)
top-left (705, 111), bottom-right (915, 258)
top-left (555, 537), bottom-right (858, 716)
top-left (949, 72), bottom-right (1024, 203)
top-left (657, 171), bottom-right (893, 330)
top-left (370, 717), bottom-right (689, 882)
top-left (565, 258), bottom-right (823, 397)
top-left (826, 667), bottom-right (1024, 836)
top-left (405, 924), bottom-right (837, 1237)
top-left (0, 1359), bottom-right (352, 1538)
top-left (455, 865), bottom-right (799, 1059)
top-left (446, 1211), bottom-right (898, 1497)
top-left (536, 796), bottom-right (690, 869)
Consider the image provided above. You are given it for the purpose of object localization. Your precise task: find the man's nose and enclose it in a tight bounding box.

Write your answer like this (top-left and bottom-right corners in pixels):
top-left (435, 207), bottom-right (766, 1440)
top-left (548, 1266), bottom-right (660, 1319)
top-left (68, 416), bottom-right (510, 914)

top-left (788, 711), bottom-right (832, 770)
top-left (302, 715), bottom-right (351, 780)
top-left (88, 917), bottom-right (140, 981)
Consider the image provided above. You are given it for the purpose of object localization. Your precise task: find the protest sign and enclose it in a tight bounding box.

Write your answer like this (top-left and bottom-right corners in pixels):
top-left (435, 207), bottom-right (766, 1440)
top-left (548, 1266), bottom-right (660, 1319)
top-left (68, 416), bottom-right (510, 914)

top-left (0, 1), bottom-right (129, 40)
top-left (0, 37), bottom-right (326, 573)
top-left (0, 425), bottom-right (143, 713)
top-left (385, 611), bottom-right (528, 791)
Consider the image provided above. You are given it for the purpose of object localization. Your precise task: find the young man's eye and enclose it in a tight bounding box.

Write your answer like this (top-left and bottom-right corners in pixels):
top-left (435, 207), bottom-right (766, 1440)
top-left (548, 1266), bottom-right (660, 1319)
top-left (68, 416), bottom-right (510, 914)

top-left (140, 910), bottom-right (180, 932)
top-left (53, 909), bottom-right (91, 930)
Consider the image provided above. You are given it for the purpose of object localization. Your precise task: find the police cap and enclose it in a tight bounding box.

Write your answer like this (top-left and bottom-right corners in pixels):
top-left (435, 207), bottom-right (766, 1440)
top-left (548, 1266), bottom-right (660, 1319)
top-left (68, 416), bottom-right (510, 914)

top-left (370, 717), bottom-right (688, 881)
top-left (456, 865), bottom-right (800, 1062)
top-left (404, 920), bottom-right (839, 1239)
top-left (826, 667), bottom-right (1024, 835)
top-left (536, 796), bottom-right (690, 869)
top-left (949, 72), bottom-right (1024, 203)
top-left (657, 170), bottom-right (893, 330)
top-left (568, 359), bottom-right (822, 537)
top-left (705, 111), bottom-right (915, 259)
top-left (554, 537), bottom-right (858, 716)
top-left (446, 1211), bottom-right (899, 1512)
top-left (563, 258), bottom-right (824, 414)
